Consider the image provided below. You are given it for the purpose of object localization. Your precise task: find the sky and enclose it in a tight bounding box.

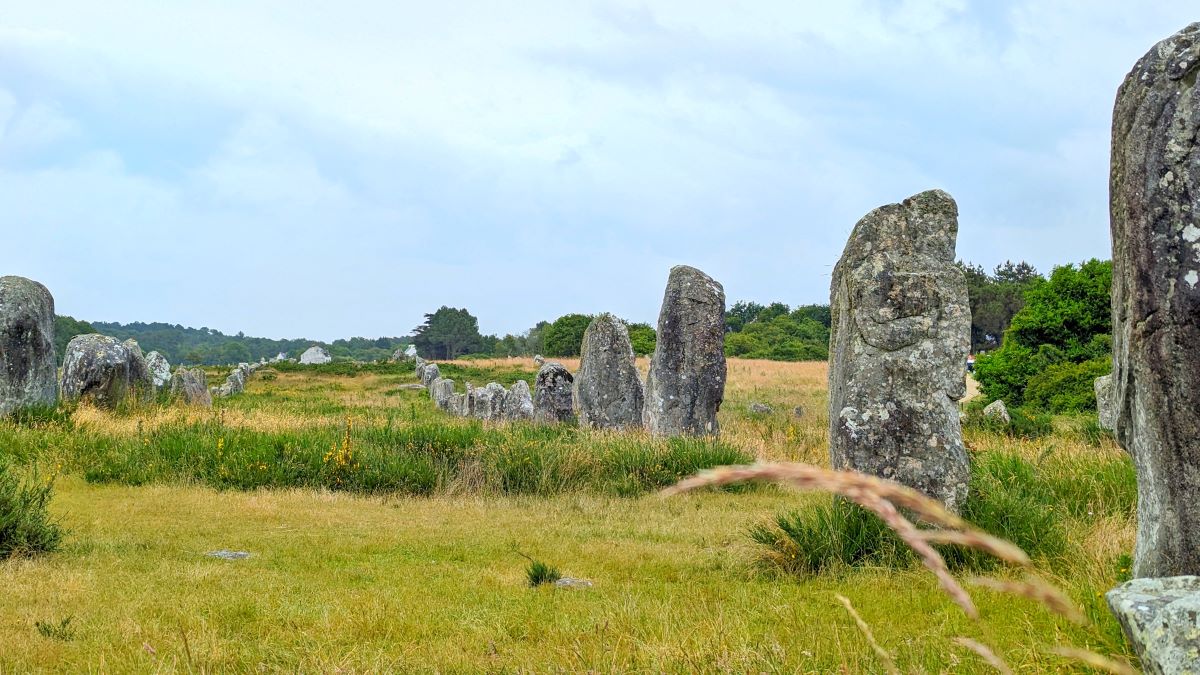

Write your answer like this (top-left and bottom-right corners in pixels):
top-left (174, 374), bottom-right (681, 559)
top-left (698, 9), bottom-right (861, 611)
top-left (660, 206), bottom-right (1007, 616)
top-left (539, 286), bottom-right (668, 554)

top-left (1, 1), bottom-right (1196, 341)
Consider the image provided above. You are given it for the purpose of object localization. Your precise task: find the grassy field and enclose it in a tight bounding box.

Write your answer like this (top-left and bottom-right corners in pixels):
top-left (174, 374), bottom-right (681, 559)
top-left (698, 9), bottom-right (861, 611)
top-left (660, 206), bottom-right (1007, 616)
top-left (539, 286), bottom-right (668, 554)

top-left (0, 357), bottom-right (1137, 672)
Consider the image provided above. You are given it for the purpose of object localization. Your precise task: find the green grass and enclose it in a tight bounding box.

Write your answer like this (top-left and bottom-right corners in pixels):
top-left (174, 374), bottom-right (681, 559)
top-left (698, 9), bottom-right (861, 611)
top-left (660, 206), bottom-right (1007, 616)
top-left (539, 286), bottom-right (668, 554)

top-left (0, 458), bottom-right (64, 559)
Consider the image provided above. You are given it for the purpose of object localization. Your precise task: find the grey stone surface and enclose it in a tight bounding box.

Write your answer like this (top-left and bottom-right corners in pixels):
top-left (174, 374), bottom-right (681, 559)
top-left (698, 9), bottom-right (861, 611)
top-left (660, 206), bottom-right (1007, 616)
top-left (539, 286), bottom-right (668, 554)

top-left (1106, 576), bottom-right (1200, 674)
top-left (299, 346), bottom-right (331, 365)
top-left (206, 550), bottom-right (251, 560)
top-left (145, 351), bottom-right (172, 390)
top-left (123, 339), bottom-right (154, 396)
top-left (793, 405), bottom-right (805, 418)
top-left (503, 380), bottom-right (535, 421)
top-left (213, 363), bottom-right (252, 398)
top-left (533, 354), bottom-right (545, 366)
top-left (470, 382), bottom-right (507, 421)
top-left (828, 190), bottom-right (972, 512)
top-left (414, 356), bottom-right (427, 376)
top-left (170, 367), bottom-right (212, 407)
top-left (643, 265), bottom-right (727, 436)
top-left (421, 363), bottom-right (441, 388)
top-left (1110, 23), bottom-right (1200, 577)
top-left (554, 577), bottom-right (594, 590)
top-left (534, 362), bottom-right (574, 423)
top-left (983, 399), bottom-right (1011, 425)
top-left (575, 313), bottom-right (644, 429)
top-left (60, 334), bottom-right (142, 408)
top-left (431, 377), bottom-right (455, 411)
top-left (0, 276), bottom-right (57, 416)
top-left (1095, 374), bottom-right (1116, 431)
top-left (748, 402), bottom-right (772, 414)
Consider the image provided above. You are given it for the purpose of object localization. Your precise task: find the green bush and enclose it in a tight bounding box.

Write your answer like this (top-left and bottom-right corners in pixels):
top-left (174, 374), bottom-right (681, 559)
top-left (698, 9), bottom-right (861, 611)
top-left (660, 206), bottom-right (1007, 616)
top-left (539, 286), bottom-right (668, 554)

top-left (749, 451), bottom-right (1096, 575)
top-left (1023, 358), bottom-right (1111, 413)
top-left (963, 406), bottom-right (1054, 439)
top-left (0, 459), bottom-right (64, 559)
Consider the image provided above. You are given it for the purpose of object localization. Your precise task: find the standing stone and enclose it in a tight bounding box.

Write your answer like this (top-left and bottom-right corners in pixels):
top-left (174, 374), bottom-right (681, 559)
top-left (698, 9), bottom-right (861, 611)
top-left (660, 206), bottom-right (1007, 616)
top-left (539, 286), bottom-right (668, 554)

top-left (1106, 576), bottom-right (1200, 674)
top-left (1094, 374), bottom-right (1116, 431)
top-left (431, 377), bottom-right (455, 411)
top-left (123, 339), bottom-right (154, 397)
top-left (503, 380), bottom-right (535, 421)
top-left (170, 367), bottom-right (212, 408)
top-left (643, 265), bottom-right (727, 436)
top-left (447, 392), bottom-right (468, 417)
top-left (575, 314), bottom-right (644, 429)
top-left (145, 351), bottom-right (172, 390)
top-left (1110, 23), bottom-right (1200, 577)
top-left (533, 354), bottom-right (546, 366)
top-left (421, 363), bottom-right (440, 388)
top-left (299, 346), bottom-right (331, 365)
top-left (828, 190), bottom-right (972, 512)
top-left (0, 276), bottom-right (57, 416)
top-left (414, 356), bottom-right (427, 376)
top-left (471, 382), bottom-right (507, 421)
top-left (534, 362), bottom-right (574, 423)
top-left (60, 334), bottom-right (140, 408)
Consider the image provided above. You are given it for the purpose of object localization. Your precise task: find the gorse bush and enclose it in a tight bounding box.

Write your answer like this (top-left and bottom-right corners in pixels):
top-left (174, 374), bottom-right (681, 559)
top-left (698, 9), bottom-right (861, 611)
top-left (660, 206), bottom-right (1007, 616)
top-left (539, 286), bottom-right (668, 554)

top-left (0, 458), bottom-right (64, 559)
top-left (750, 449), bottom-right (1133, 576)
top-left (1023, 357), bottom-right (1111, 413)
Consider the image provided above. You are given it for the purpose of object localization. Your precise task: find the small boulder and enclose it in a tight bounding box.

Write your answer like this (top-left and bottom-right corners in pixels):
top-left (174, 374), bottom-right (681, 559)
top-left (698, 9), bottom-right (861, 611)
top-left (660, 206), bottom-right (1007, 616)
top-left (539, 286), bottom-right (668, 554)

top-left (299, 346), bottom-right (331, 365)
top-left (0, 276), bottom-right (57, 416)
top-left (145, 351), bottom-right (172, 390)
top-left (748, 402), bottom-right (772, 414)
top-left (170, 368), bottom-right (212, 407)
top-left (793, 405), bottom-right (805, 419)
top-left (414, 356), bottom-right (427, 376)
top-left (534, 362), bottom-right (574, 423)
top-left (533, 354), bottom-right (545, 366)
top-left (1106, 576), bottom-right (1200, 675)
top-left (982, 399), bottom-right (1011, 425)
top-left (503, 380), bottom-right (535, 421)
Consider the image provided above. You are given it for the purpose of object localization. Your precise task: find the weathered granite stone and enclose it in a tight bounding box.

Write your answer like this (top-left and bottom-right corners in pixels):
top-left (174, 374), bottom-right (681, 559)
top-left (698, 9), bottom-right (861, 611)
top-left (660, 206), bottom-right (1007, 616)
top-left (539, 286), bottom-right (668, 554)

top-left (431, 377), bottom-right (455, 410)
top-left (299, 346), bottom-right (331, 365)
top-left (643, 265), bottom-right (727, 436)
top-left (60, 334), bottom-right (140, 407)
top-left (1110, 23), bottom-right (1200, 577)
top-left (145, 351), bottom-right (172, 390)
top-left (983, 399), bottom-right (1011, 425)
top-left (213, 363), bottom-right (253, 398)
top-left (575, 314), bottom-right (644, 429)
top-left (1095, 374), bottom-right (1116, 431)
top-left (1106, 576), bottom-right (1200, 674)
top-left (447, 392), bottom-right (468, 417)
top-left (533, 354), bottom-right (545, 366)
top-left (503, 380), bottom-right (535, 421)
top-left (170, 367), bottom-right (212, 407)
top-left (534, 362), bottom-right (574, 423)
top-left (0, 276), bottom-right (57, 416)
top-left (123, 339), bottom-right (154, 397)
top-left (471, 382), bottom-right (507, 421)
top-left (748, 402), bottom-right (772, 414)
top-left (421, 363), bottom-right (440, 388)
top-left (828, 190), bottom-right (972, 512)
top-left (414, 356), bottom-right (427, 376)
top-left (793, 405), bottom-right (805, 418)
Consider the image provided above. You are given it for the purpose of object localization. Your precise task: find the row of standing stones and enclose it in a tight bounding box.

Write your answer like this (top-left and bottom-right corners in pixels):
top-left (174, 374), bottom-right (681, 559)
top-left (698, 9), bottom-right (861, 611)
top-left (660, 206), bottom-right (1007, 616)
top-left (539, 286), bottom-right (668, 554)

top-left (0, 22), bottom-right (1195, 670)
top-left (0, 275), bottom-right (297, 411)
top-left (414, 264), bottom-right (727, 437)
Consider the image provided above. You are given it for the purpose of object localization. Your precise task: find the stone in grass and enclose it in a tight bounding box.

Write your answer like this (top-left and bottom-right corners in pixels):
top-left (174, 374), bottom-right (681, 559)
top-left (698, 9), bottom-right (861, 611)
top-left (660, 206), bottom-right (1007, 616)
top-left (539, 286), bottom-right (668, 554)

top-left (748, 402), bottom-right (772, 414)
top-left (554, 577), bottom-right (594, 590)
top-left (982, 399), bottom-right (1011, 424)
top-left (1106, 576), bottom-right (1200, 675)
top-left (206, 549), bottom-right (251, 560)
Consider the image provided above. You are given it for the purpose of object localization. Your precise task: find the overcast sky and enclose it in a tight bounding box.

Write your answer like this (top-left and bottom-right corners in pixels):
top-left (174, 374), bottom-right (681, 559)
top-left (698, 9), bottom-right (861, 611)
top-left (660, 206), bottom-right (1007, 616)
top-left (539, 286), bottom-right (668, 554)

top-left (1, 2), bottom-right (1195, 340)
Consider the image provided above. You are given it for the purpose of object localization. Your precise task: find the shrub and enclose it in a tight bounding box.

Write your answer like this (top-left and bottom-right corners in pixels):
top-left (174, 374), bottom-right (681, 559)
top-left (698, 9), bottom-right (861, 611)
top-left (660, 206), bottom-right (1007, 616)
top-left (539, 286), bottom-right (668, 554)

top-left (522, 556), bottom-right (562, 587)
top-left (963, 406), bottom-right (1054, 440)
top-left (0, 459), bottom-right (64, 559)
top-left (750, 451), bottom-right (1076, 575)
top-left (1023, 358), bottom-right (1111, 413)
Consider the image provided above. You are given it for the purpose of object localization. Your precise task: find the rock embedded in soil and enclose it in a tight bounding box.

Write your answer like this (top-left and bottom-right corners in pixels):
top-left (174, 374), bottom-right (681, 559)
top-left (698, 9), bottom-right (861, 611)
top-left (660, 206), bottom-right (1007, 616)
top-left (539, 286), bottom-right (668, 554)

top-left (643, 265), bottom-right (727, 436)
top-left (421, 363), bottom-right (441, 388)
top-left (748, 402), bottom-right (772, 414)
top-left (575, 313), bottom-right (644, 429)
top-left (1106, 576), bottom-right (1200, 674)
top-left (170, 367), bottom-right (212, 407)
top-left (299, 346), bottom-right (331, 365)
top-left (1110, 23), bottom-right (1200, 577)
top-left (982, 399), bottom-right (1010, 425)
top-left (430, 377), bottom-right (455, 411)
top-left (828, 189), bottom-right (972, 513)
top-left (0, 276), bottom-right (57, 416)
top-left (145, 351), bottom-right (172, 390)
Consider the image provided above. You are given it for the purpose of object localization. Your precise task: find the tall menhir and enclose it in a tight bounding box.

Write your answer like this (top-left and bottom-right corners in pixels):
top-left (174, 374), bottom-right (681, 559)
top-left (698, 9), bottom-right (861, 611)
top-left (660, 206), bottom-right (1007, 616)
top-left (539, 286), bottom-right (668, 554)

top-left (1109, 22), bottom-right (1200, 578)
